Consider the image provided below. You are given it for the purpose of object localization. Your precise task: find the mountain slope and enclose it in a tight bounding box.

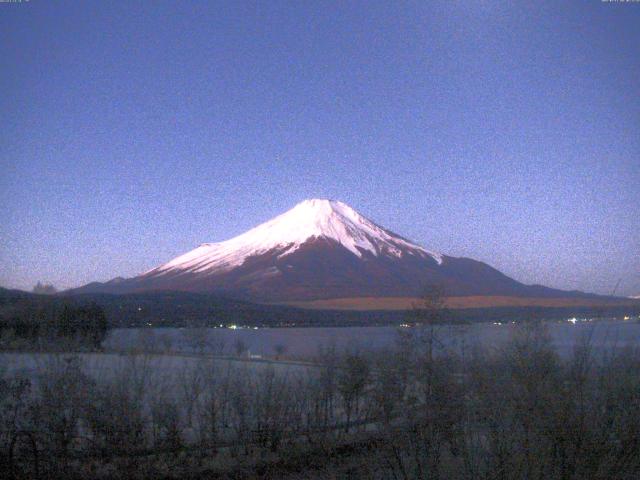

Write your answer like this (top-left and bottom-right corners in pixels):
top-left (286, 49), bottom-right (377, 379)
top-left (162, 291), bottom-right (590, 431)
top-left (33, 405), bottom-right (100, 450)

top-left (69, 199), bottom-right (607, 302)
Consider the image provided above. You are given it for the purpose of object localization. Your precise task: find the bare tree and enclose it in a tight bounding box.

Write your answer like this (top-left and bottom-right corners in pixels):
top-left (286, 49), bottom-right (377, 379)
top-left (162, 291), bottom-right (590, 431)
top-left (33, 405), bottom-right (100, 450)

top-left (234, 338), bottom-right (248, 358)
top-left (274, 343), bottom-right (287, 360)
top-left (337, 353), bottom-right (370, 432)
top-left (182, 327), bottom-right (211, 354)
top-left (32, 355), bottom-right (95, 467)
top-left (150, 398), bottom-right (183, 451)
top-left (411, 284), bottom-right (449, 362)
top-left (371, 349), bottom-right (407, 425)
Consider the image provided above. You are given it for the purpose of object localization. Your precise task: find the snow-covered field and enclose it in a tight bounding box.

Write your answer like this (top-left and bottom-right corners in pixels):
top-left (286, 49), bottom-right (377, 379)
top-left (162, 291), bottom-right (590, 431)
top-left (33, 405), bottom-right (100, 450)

top-left (0, 351), bottom-right (311, 388)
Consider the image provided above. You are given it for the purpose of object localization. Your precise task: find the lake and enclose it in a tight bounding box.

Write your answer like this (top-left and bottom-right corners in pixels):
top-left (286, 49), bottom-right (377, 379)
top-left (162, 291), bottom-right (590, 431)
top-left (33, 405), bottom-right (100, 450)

top-left (104, 317), bottom-right (640, 359)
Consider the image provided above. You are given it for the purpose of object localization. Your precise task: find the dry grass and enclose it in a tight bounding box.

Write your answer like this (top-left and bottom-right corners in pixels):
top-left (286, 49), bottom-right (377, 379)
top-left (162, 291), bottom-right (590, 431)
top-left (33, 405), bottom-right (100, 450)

top-left (275, 295), bottom-right (640, 311)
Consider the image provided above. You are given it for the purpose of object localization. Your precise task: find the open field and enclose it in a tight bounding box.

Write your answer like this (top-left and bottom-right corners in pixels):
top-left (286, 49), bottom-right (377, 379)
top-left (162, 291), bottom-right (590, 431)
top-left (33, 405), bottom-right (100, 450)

top-left (0, 352), bottom-right (312, 384)
top-left (279, 295), bottom-right (640, 310)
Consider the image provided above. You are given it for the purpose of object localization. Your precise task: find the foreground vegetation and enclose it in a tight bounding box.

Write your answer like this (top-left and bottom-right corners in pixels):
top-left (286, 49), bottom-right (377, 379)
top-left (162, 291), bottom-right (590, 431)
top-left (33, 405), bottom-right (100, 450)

top-left (2, 321), bottom-right (640, 479)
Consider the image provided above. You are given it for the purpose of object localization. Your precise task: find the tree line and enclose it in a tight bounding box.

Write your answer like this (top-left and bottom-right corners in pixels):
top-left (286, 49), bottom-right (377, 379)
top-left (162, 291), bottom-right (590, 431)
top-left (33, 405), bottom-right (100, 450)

top-left (0, 303), bottom-right (108, 350)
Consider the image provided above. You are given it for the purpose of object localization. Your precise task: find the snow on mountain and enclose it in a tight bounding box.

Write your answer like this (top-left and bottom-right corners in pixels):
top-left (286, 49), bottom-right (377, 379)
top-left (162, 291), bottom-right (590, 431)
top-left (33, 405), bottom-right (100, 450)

top-left (69, 199), bottom-right (613, 303)
top-left (144, 199), bottom-right (442, 278)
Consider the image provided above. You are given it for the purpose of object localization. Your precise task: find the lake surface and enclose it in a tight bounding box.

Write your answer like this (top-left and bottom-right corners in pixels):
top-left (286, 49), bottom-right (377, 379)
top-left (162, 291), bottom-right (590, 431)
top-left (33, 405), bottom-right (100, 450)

top-left (104, 318), bottom-right (640, 359)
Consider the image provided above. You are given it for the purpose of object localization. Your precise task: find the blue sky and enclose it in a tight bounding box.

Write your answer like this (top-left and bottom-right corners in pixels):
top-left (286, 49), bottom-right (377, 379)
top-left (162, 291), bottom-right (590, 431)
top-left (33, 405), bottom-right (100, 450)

top-left (1, 1), bottom-right (639, 295)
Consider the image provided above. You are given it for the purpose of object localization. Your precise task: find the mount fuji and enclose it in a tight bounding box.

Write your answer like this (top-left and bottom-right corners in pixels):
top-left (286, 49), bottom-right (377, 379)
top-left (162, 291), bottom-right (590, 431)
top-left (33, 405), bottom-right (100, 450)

top-left (70, 199), bottom-right (609, 305)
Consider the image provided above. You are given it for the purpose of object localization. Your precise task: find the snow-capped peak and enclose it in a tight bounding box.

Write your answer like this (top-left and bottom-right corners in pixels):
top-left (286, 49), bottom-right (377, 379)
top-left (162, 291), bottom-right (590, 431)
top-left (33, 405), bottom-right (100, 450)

top-left (145, 199), bottom-right (442, 277)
